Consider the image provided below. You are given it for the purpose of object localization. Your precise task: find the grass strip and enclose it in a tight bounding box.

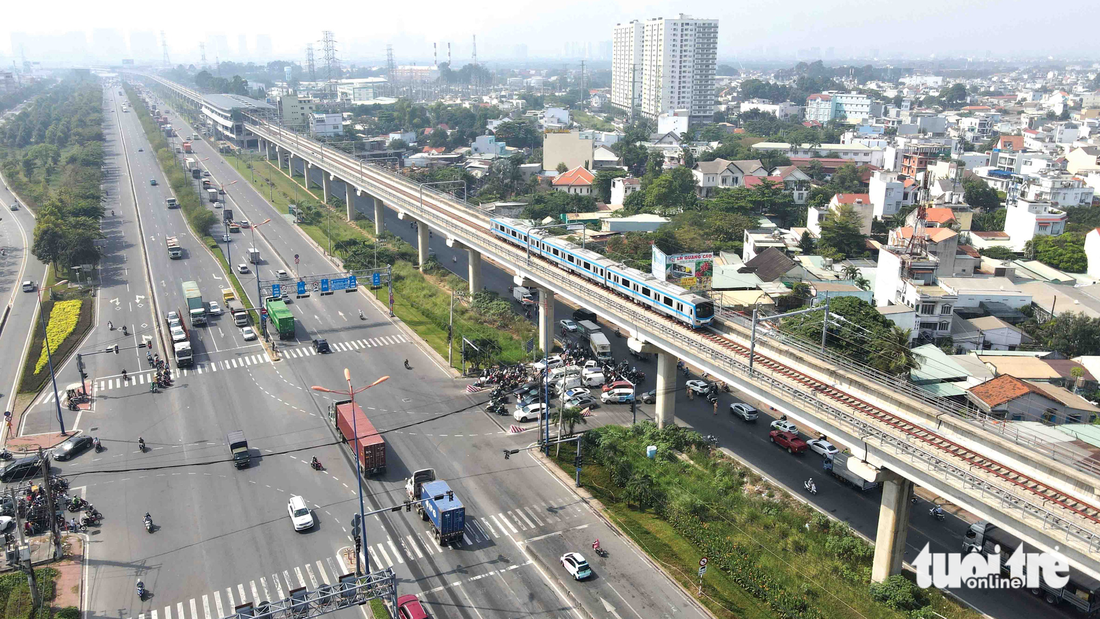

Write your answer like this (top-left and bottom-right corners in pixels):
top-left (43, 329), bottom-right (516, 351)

top-left (549, 423), bottom-right (981, 619)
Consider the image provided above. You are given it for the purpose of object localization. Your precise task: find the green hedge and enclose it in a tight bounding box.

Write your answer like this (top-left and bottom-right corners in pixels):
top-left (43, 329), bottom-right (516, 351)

top-left (19, 289), bottom-right (95, 394)
top-left (0, 567), bottom-right (58, 619)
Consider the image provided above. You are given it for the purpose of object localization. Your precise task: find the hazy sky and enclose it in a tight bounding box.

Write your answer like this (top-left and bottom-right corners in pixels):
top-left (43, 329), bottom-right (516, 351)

top-left (5, 0), bottom-right (1100, 64)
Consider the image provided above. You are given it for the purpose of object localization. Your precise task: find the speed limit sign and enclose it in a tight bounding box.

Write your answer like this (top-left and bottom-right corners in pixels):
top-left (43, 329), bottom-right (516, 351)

top-left (699, 557), bottom-right (708, 567)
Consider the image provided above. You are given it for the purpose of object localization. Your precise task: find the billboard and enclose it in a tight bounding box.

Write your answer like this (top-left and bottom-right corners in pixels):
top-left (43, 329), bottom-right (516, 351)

top-left (652, 246), bottom-right (713, 289)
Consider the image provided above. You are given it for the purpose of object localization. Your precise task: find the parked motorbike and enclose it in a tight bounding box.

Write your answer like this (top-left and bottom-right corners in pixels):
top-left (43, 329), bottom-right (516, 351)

top-left (0, 449), bottom-right (11, 461)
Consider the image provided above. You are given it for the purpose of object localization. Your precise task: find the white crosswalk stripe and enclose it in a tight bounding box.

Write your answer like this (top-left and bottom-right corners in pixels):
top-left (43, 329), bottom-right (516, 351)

top-left (258, 577), bottom-right (269, 603)
top-left (272, 573), bottom-right (285, 601)
top-left (523, 506), bottom-right (544, 526)
top-left (202, 594), bottom-right (211, 619)
top-left (304, 564), bottom-right (318, 588)
top-left (367, 545), bottom-right (381, 568)
top-left (480, 517), bottom-right (498, 538)
top-left (189, 597), bottom-right (197, 619)
top-left (150, 610), bottom-right (157, 619)
top-left (424, 531), bottom-right (444, 554)
top-left (507, 510), bottom-right (527, 530)
top-left (317, 560), bottom-right (331, 585)
top-left (225, 588), bottom-right (234, 607)
top-left (249, 581), bottom-right (258, 604)
top-left (515, 507), bottom-right (536, 529)
top-left (376, 544), bottom-right (393, 567)
top-left (387, 539), bottom-right (405, 564)
top-left (178, 602), bottom-right (185, 619)
top-left (406, 534), bottom-right (424, 558)
top-left (163, 606), bottom-right (171, 619)
top-left (213, 591), bottom-right (223, 619)
top-left (237, 584), bottom-right (246, 604)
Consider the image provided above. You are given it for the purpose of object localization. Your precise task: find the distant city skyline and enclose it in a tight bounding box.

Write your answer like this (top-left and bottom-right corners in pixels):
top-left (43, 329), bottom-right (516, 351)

top-left (4, 1), bottom-right (1100, 67)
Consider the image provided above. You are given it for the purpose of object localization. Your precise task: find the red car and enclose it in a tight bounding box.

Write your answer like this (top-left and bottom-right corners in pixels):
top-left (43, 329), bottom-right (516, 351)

top-left (397, 595), bottom-right (428, 619)
top-left (769, 430), bottom-right (808, 454)
top-left (601, 379), bottom-right (634, 393)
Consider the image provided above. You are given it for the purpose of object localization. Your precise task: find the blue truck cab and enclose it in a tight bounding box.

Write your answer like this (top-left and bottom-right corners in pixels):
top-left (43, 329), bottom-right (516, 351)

top-left (420, 480), bottom-right (465, 545)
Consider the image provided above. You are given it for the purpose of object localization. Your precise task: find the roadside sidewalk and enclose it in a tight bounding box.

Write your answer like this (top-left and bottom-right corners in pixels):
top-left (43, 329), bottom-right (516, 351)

top-left (52, 534), bottom-right (83, 611)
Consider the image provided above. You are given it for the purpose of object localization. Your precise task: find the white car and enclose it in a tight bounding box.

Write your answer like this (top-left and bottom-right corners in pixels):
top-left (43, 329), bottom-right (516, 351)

top-left (287, 495), bottom-right (314, 531)
top-left (241, 326), bottom-right (257, 341)
top-left (806, 438), bottom-right (838, 457)
top-left (685, 380), bottom-right (711, 395)
top-left (166, 310), bottom-right (179, 322)
top-left (170, 326), bottom-right (187, 342)
top-left (560, 552), bottom-right (592, 580)
top-left (531, 355), bottom-right (564, 372)
top-left (276, 269), bottom-right (289, 280)
top-left (561, 387), bottom-right (590, 401)
top-left (207, 301), bottom-right (223, 315)
top-left (237, 263), bottom-right (249, 274)
top-left (770, 419), bottom-right (798, 435)
top-left (513, 403), bottom-right (546, 422)
top-left (559, 319), bottom-right (578, 333)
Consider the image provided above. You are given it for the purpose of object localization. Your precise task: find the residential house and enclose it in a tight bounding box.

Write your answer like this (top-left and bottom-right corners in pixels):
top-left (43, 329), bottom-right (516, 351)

top-left (471, 134), bottom-right (507, 156)
top-left (310, 113), bottom-right (343, 137)
top-left (965, 374), bottom-right (1100, 424)
top-left (552, 166), bottom-right (595, 195)
top-left (804, 91), bottom-right (881, 123)
top-left (601, 214), bottom-right (668, 232)
top-left (1003, 196), bottom-right (1067, 251)
top-left (997, 135), bottom-right (1025, 151)
top-left (951, 315), bottom-right (1031, 351)
top-left (889, 226), bottom-right (976, 277)
top-left (740, 99), bottom-right (801, 120)
top-left (543, 130), bottom-right (594, 172)
top-left (869, 170), bottom-right (910, 219)
top-left (1085, 228), bottom-right (1100, 278)
top-left (609, 177), bottom-right (641, 206)
top-left (1066, 146), bottom-right (1100, 174)
top-left (767, 166), bottom-right (812, 204)
top-left (742, 227), bottom-right (809, 262)
top-left (874, 242), bottom-right (957, 342)
top-left (751, 141), bottom-right (885, 168)
top-left (592, 146), bottom-right (621, 170)
top-left (739, 247), bottom-right (804, 282)
top-left (691, 159), bottom-right (767, 197)
top-left (807, 193), bottom-right (874, 237)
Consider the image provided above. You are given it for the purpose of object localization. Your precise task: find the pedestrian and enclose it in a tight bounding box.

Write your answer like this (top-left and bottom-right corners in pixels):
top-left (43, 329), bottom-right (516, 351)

top-left (69, 518), bottom-right (77, 532)
top-left (713, 399), bottom-right (718, 415)
top-left (688, 388), bottom-right (694, 401)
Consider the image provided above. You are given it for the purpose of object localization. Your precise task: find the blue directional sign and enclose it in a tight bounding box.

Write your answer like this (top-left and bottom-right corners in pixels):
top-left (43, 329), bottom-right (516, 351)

top-left (271, 283), bottom-right (281, 297)
top-left (320, 278), bottom-right (330, 293)
top-left (372, 272), bottom-right (381, 287)
top-left (330, 277), bottom-right (349, 292)
top-left (297, 280), bottom-right (307, 295)
top-left (348, 275), bottom-right (357, 290)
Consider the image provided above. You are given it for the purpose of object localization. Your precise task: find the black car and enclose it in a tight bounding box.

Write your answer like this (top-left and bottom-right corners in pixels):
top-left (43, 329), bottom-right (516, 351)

top-left (0, 455), bottom-right (43, 483)
top-left (53, 435), bottom-right (94, 461)
top-left (312, 339), bottom-right (331, 353)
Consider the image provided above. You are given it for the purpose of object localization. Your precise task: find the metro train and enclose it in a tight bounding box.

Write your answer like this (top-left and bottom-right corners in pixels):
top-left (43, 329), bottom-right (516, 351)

top-left (489, 218), bottom-right (714, 329)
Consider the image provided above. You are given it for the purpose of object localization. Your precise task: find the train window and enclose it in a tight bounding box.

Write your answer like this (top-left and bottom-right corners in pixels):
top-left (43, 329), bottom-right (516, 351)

top-left (583, 261), bottom-right (590, 270)
top-left (641, 287), bottom-right (650, 297)
top-left (664, 295), bottom-right (672, 306)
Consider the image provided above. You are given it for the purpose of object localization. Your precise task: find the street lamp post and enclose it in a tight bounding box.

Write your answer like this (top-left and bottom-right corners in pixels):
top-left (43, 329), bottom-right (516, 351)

top-left (250, 218), bottom-right (273, 335)
top-left (36, 281), bottom-right (72, 435)
top-left (448, 290), bottom-right (469, 368)
top-left (311, 371), bottom-right (389, 576)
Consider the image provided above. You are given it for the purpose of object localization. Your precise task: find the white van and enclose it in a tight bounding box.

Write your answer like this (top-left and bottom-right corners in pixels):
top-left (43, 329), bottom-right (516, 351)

top-left (21, 281), bottom-right (35, 292)
top-left (581, 371), bottom-right (605, 387)
top-left (548, 365), bottom-right (582, 384)
top-left (554, 375), bottom-right (583, 395)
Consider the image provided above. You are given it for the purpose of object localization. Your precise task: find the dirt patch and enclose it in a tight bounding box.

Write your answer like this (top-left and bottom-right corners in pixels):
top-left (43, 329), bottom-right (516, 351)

top-left (6, 430), bottom-right (78, 455)
top-left (51, 534), bottom-right (83, 611)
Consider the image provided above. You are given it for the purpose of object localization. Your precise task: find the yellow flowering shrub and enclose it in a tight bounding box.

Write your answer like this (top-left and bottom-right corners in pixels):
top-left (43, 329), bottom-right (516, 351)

top-left (35, 300), bottom-right (82, 375)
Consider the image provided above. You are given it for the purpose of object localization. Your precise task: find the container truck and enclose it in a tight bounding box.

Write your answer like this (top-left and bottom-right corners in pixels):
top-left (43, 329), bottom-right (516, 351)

top-left (222, 288), bottom-right (249, 326)
top-left (329, 399), bottom-right (386, 475)
top-left (182, 281), bottom-right (206, 326)
top-left (226, 431), bottom-right (250, 469)
top-left (174, 338), bottom-right (193, 367)
top-left (575, 320), bottom-right (601, 340)
top-left (265, 298), bottom-right (294, 339)
top-left (165, 236), bottom-right (182, 259)
top-left (182, 141), bottom-right (192, 153)
top-left (206, 188), bottom-right (218, 204)
top-left (823, 452), bottom-right (879, 491)
top-left (248, 247), bottom-right (260, 263)
top-left (418, 480), bottom-right (465, 545)
top-left (185, 157), bottom-right (197, 171)
top-left (962, 521), bottom-right (1100, 613)
top-left (589, 332), bottom-right (613, 362)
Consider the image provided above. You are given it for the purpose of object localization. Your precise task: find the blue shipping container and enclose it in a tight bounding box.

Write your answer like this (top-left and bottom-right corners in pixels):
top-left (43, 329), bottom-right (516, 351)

top-left (420, 480), bottom-right (465, 544)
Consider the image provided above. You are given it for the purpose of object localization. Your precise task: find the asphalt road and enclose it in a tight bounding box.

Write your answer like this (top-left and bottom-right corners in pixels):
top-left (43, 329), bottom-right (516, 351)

top-left (49, 84), bottom-right (714, 619)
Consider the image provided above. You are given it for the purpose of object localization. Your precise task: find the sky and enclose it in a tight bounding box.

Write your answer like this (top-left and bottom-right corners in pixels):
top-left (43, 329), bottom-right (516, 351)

top-left (4, 0), bottom-right (1100, 66)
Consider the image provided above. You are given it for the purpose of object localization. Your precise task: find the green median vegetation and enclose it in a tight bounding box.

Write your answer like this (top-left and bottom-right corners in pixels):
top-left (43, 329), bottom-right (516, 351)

top-left (222, 152), bottom-right (535, 369)
top-left (552, 423), bottom-right (980, 619)
top-left (0, 75), bottom-right (104, 395)
top-left (0, 566), bottom-right (76, 619)
top-left (123, 86), bottom-right (258, 326)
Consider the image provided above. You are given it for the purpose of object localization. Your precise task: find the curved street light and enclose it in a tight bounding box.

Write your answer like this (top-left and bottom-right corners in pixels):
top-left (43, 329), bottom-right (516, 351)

top-left (311, 371), bottom-right (389, 575)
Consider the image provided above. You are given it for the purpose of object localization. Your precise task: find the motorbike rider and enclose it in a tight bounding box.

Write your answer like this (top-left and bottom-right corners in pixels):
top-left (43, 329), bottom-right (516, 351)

top-left (358, 309), bottom-right (365, 319)
top-left (121, 369), bottom-right (128, 381)
top-left (311, 456), bottom-right (321, 469)
top-left (592, 539), bottom-right (600, 552)
top-left (138, 437), bottom-right (146, 452)
top-left (93, 437), bottom-right (101, 450)
top-left (404, 359), bottom-right (411, 370)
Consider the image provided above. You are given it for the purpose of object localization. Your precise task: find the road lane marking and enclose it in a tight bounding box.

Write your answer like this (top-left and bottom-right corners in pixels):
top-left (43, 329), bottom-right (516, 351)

top-left (386, 539), bottom-right (404, 564)
top-left (480, 517), bottom-right (498, 538)
top-left (239, 584), bottom-right (247, 603)
top-left (492, 513), bottom-right (515, 534)
top-left (315, 560), bottom-right (330, 585)
top-left (225, 589), bottom-right (234, 607)
top-left (258, 578), bottom-right (268, 603)
top-left (213, 591), bottom-right (223, 618)
top-left (368, 545), bottom-right (381, 568)
top-left (294, 566), bottom-right (306, 587)
top-left (523, 506), bottom-right (544, 526)
top-left (507, 510), bottom-right (527, 530)
top-left (516, 508), bottom-right (536, 529)
top-left (376, 544), bottom-right (393, 567)
top-left (189, 598), bottom-right (197, 619)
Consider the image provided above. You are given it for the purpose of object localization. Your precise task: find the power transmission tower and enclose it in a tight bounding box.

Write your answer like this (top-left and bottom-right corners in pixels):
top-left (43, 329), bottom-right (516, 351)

top-left (386, 44), bottom-right (395, 83)
top-left (199, 43), bottom-right (207, 68)
top-left (305, 44), bottom-right (316, 82)
top-left (471, 35), bottom-right (478, 94)
top-left (160, 31), bottom-right (170, 67)
top-left (321, 31), bottom-right (340, 81)
top-left (580, 60), bottom-right (586, 96)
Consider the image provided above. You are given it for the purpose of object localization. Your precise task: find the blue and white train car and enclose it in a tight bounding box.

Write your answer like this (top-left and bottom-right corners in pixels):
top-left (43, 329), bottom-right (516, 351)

top-left (489, 218), bottom-right (714, 328)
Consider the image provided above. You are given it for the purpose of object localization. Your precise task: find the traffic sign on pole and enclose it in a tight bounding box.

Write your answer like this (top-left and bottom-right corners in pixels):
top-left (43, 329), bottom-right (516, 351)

top-left (699, 557), bottom-right (708, 567)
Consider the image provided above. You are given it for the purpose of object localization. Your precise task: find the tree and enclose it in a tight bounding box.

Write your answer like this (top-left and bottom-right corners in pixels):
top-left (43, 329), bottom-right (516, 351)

top-left (492, 120), bottom-right (541, 149)
top-left (782, 297), bottom-right (916, 374)
top-left (555, 162), bottom-right (569, 174)
top-left (963, 178), bottom-right (1001, 211)
top-left (798, 230), bottom-right (816, 254)
top-left (871, 326), bottom-right (918, 375)
top-left (841, 264), bottom-right (861, 280)
top-left (553, 406), bottom-right (588, 456)
top-left (817, 203), bottom-right (866, 259)
top-left (1036, 313), bottom-right (1100, 358)
top-left (978, 246), bottom-right (1016, 260)
top-left (1024, 234), bottom-right (1088, 272)
top-left (941, 83), bottom-right (968, 106)
top-left (32, 215), bottom-right (68, 267)
top-left (642, 167), bottom-right (697, 215)
top-left (387, 139), bottom-right (409, 151)
top-left (829, 163), bottom-right (866, 193)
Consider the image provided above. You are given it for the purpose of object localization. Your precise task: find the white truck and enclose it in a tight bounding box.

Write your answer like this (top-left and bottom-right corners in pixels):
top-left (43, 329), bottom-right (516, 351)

top-left (166, 236), bottom-right (182, 259)
top-left (165, 197), bottom-right (178, 209)
top-left (513, 286), bottom-right (534, 306)
top-left (206, 188), bottom-right (218, 204)
top-left (589, 332), bottom-right (613, 362)
top-left (248, 247), bottom-right (260, 264)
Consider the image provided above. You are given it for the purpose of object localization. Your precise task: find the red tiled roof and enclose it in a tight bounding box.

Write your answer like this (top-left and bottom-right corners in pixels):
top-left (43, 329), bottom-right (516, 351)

top-left (421, 146), bottom-right (445, 154)
top-left (997, 136), bottom-right (1024, 151)
top-left (895, 226), bottom-right (957, 243)
top-left (958, 244), bottom-right (980, 258)
top-left (552, 166), bottom-right (595, 187)
top-left (743, 175), bottom-right (783, 188)
top-left (972, 230), bottom-right (1010, 239)
top-left (925, 208), bottom-right (957, 224)
top-left (834, 193), bottom-right (871, 205)
top-left (807, 94), bottom-right (832, 101)
top-left (968, 375), bottom-right (1043, 408)
top-left (802, 121), bottom-right (821, 128)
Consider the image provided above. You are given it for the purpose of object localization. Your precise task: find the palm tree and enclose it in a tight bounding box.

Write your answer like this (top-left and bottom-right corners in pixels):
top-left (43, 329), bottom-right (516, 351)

top-left (842, 265), bottom-right (861, 280)
top-left (554, 406), bottom-right (588, 456)
top-left (870, 326), bottom-right (918, 375)
top-left (854, 276), bottom-right (871, 291)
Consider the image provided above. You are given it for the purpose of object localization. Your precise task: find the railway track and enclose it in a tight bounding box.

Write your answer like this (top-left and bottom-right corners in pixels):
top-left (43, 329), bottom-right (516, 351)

top-left (239, 117), bottom-right (1100, 542)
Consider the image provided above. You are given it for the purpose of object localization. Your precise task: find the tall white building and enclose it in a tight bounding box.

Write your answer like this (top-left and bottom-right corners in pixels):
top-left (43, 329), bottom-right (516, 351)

top-left (611, 21), bottom-right (643, 114)
top-left (612, 14), bottom-right (718, 124)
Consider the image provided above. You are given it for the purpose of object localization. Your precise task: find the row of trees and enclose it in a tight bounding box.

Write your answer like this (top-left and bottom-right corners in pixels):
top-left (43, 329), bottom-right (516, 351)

top-left (0, 77), bottom-right (104, 272)
top-left (782, 297), bottom-right (917, 375)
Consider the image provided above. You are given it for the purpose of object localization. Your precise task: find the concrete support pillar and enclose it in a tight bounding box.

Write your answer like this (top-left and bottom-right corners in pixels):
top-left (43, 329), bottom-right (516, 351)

top-left (538, 288), bottom-right (555, 356)
top-left (275, 145), bottom-right (282, 168)
top-left (345, 184), bottom-right (356, 221)
top-left (374, 196), bottom-right (384, 236)
top-left (322, 172), bottom-right (331, 205)
top-left (417, 220), bottom-right (430, 271)
top-left (871, 475), bottom-right (914, 583)
top-left (467, 249), bottom-right (482, 294)
top-left (655, 351), bottom-right (677, 429)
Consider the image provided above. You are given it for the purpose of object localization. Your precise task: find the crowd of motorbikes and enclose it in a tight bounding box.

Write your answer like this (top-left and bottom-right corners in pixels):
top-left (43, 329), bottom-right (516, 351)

top-left (146, 353), bottom-right (173, 392)
top-left (1, 478), bottom-right (102, 544)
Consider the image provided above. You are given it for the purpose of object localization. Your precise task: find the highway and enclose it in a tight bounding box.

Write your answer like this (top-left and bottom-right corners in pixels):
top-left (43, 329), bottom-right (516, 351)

top-left (45, 84), bottom-right (713, 619)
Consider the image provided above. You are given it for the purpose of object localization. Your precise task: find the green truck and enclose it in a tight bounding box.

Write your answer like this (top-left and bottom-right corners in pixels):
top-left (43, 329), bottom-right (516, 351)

top-left (265, 298), bottom-right (295, 339)
top-left (182, 281), bottom-right (206, 326)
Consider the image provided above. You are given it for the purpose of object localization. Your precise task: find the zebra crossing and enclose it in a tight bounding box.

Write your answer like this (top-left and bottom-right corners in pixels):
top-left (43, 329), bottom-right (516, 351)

top-left (281, 334), bottom-right (409, 358)
top-left (127, 500), bottom-right (591, 619)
